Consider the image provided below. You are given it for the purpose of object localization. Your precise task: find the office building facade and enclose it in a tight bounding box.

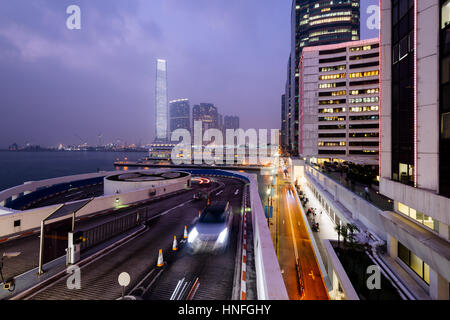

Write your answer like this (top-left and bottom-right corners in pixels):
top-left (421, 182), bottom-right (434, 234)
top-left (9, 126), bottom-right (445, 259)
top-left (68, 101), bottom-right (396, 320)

top-left (192, 103), bottom-right (219, 136)
top-left (224, 115), bottom-right (240, 130)
top-left (286, 0), bottom-right (361, 156)
top-left (169, 99), bottom-right (190, 139)
top-left (155, 59), bottom-right (169, 142)
top-left (281, 94), bottom-right (288, 151)
top-left (299, 38), bottom-right (380, 165)
top-left (380, 0), bottom-right (450, 299)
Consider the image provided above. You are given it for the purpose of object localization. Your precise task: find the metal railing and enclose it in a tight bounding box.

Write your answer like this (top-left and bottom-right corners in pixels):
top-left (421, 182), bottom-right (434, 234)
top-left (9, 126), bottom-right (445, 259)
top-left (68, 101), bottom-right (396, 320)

top-left (80, 211), bottom-right (141, 251)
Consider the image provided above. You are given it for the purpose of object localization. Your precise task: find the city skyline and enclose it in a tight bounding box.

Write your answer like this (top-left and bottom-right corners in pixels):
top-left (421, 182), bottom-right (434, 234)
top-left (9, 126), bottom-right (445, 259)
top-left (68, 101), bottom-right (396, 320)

top-left (0, 1), bottom-right (379, 149)
top-left (1, 0), bottom-right (449, 304)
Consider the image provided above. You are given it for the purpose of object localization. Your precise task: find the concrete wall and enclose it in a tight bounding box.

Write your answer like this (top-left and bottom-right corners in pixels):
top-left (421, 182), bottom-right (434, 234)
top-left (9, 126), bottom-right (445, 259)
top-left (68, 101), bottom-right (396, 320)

top-left (103, 172), bottom-right (190, 195)
top-left (323, 240), bottom-right (359, 300)
top-left (0, 171), bottom-right (110, 205)
top-left (245, 172), bottom-right (289, 300)
top-left (380, 0), bottom-right (392, 180)
top-left (416, 0), bottom-right (440, 191)
top-left (381, 178), bottom-right (450, 228)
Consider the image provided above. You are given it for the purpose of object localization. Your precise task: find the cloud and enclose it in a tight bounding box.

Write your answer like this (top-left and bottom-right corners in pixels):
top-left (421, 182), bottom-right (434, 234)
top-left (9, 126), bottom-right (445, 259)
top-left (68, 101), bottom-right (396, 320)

top-left (0, 0), bottom-right (291, 148)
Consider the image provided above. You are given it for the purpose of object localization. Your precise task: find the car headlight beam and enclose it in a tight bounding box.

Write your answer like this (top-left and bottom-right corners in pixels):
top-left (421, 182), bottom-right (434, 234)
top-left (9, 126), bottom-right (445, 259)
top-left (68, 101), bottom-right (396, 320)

top-left (217, 228), bottom-right (228, 244)
top-left (188, 228), bottom-right (198, 243)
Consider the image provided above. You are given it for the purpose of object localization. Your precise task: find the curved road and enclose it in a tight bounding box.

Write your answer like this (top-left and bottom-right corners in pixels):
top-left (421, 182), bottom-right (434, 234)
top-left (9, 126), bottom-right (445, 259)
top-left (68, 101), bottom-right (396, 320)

top-left (27, 177), bottom-right (245, 300)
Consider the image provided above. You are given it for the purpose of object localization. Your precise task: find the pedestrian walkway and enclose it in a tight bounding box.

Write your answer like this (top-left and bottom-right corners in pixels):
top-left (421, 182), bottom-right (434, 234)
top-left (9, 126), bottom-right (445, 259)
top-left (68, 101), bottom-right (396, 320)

top-left (298, 181), bottom-right (338, 242)
top-left (296, 181), bottom-right (337, 292)
top-left (310, 165), bottom-right (393, 212)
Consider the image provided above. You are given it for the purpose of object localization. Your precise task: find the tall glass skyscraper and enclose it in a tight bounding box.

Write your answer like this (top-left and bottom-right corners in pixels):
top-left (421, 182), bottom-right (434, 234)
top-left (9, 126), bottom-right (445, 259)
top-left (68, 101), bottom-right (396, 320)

top-left (155, 59), bottom-right (168, 142)
top-left (169, 98), bottom-right (191, 135)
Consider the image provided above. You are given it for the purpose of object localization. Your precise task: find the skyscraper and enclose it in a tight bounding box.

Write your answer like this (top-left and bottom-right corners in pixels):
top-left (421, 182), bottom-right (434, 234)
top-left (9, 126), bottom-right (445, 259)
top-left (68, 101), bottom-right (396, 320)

top-left (224, 115), bottom-right (240, 130)
top-left (281, 94), bottom-right (287, 151)
top-left (169, 99), bottom-right (190, 138)
top-left (192, 103), bottom-right (219, 136)
top-left (379, 0), bottom-right (450, 299)
top-left (285, 0), bottom-right (361, 155)
top-left (155, 59), bottom-right (169, 142)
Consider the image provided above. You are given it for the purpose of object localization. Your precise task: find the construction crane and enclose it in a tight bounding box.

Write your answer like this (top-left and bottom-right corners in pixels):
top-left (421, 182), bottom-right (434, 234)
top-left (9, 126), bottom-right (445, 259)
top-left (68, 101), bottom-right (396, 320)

top-left (74, 134), bottom-right (87, 146)
top-left (98, 133), bottom-right (103, 147)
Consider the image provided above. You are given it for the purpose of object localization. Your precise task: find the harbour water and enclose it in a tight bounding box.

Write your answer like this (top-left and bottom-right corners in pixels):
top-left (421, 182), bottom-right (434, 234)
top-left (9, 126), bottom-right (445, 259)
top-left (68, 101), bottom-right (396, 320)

top-left (0, 151), bottom-right (148, 192)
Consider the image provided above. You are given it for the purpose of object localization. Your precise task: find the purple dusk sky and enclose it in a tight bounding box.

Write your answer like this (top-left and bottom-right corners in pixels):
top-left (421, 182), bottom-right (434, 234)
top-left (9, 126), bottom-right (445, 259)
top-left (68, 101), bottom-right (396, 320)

top-left (0, 0), bottom-right (379, 148)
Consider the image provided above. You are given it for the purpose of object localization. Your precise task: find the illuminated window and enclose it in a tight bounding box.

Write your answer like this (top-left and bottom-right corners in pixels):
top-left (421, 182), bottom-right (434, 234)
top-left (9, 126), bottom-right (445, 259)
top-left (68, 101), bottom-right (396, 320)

top-left (349, 43), bottom-right (379, 52)
top-left (319, 73), bottom-right (347, 80)
top-left (319, 108), bottom-right (346, 114)
top-left (319, 116), bottom-right (346, 122)
top-left (320, 65), bottom-right (346, 72)
top-left (443, 0), bottom-right (450, 29)
top-left (398, 242), bottom-right (430, 285)
top-left (397, 202), bottom-right (440, 233)
top-left (310, 16), bottom-right (352, 26)
top-left (349, 105), bottom-right (378, 112)
top-left (350, 88), bottom-right (379, 95)
top-left (349, 97), bottom-right (379, 104)
top-left (319, 99), bottom-right (346, 105)
top-left (349, 70), bottom-right (379, 78)
top-left (318, 141), bottom-right (346, 147)
top-left (319, 82), bottom-right (346, 89)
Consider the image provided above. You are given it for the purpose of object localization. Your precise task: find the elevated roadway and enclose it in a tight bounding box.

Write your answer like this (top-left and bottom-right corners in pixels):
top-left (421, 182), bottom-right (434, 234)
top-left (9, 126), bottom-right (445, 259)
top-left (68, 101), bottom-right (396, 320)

top-left (20, 177), bottom-right (253, 300)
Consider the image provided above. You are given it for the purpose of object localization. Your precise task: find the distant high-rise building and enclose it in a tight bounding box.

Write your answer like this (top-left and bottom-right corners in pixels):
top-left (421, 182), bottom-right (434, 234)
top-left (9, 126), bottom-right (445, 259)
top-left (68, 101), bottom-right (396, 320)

top-left (8, 143), bottom-right (18, 151)
top-left (169, 99), bottom-right (190, 139)
top-left (192, 103), bottom-right (219, 136)
top-left (219, 114), bottom-right (224, 132)
top-left (281, 94), bottom-right (287, 151)
top-left (284, 55), bottom-right (292, 154)
top-left (285, 0), bottom-right (361, 156)
top-left (224, 115), bottom-right (240, 130)
top-left (155, 59), bottom-right (169, 142)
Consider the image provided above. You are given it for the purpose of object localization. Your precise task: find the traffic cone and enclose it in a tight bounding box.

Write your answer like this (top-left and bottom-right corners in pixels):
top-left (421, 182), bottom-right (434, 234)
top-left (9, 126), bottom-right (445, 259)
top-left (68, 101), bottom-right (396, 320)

top-left (157, 249), bottom-right (164, 267)
top-left (172, 236), bottom-right (178, 251)
top-left (198, 210), bottom-right (201, 217)
top-left (184, 225), bottom-right (188, 239)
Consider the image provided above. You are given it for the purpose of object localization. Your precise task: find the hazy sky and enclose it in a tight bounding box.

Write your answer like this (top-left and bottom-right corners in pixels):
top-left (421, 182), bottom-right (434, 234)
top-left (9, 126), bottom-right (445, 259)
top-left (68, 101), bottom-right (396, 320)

top-left (0, 0), bottom-right (379, 148)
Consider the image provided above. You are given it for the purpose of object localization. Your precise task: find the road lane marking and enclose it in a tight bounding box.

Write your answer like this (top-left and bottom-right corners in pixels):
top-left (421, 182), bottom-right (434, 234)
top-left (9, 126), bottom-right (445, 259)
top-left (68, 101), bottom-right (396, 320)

top-left (234, 189), bottom-right (239, 195)
top-left (285, 189), bottom-right (299, 261)
top-left (309, 271), bottom-right (315, 281)
top-left (148, 199), bottom-right (193, 221)
top-left (216, 190), bottom-right (223, 196)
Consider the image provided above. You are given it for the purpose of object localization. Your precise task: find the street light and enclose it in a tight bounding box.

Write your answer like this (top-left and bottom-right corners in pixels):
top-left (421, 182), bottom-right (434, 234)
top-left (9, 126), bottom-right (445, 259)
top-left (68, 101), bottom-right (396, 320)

top-left (266, 186), bottom-right (273, 227)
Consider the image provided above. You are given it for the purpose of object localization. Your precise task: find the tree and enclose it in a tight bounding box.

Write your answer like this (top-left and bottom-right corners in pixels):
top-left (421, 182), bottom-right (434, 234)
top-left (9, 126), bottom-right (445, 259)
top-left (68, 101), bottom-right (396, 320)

top-left (335, 224), bottom-right (343, 248)
top-left (341, 225), bottom-right (349, 247)
top-left (347, 223), bottom-right (360, 245)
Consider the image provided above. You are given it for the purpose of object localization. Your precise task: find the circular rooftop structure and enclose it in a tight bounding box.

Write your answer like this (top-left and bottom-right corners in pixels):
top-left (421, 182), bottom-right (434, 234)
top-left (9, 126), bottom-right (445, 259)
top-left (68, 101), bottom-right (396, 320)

top-left (104, 170), bottom-right (191, 195)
